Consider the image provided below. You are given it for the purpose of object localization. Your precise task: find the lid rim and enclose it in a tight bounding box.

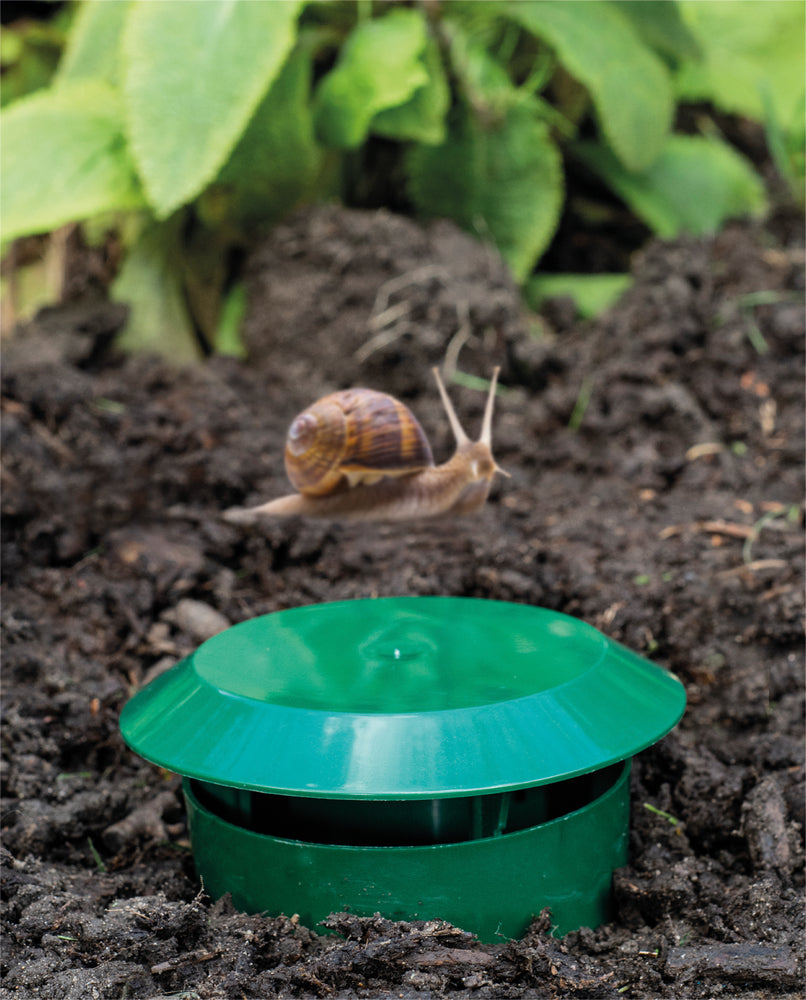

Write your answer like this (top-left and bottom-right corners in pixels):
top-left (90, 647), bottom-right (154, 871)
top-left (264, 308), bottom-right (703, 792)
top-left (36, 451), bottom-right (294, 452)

top-left (120, 598), bottom-right (686, 798)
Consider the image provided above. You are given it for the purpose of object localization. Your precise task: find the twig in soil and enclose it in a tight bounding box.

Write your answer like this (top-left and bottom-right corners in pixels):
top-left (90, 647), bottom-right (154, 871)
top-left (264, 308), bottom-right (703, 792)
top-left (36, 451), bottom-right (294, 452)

top-left (30, 422), bottom-right (77, 464)
top-left (356, 264), bottom-right (449, 362)
top-left (151, 949), bottom-right (220, 975)
top-left (354, 320), bottom-right (413, 363)
top-left (661, 509), bottom-right (798, 549)
top-left (685, 442), bottom-right (725, 461)
top-left (413, 948), bottom-right (494, 968)
top-left (443, 298), bottom-right (472, 380)
top-left (716, 558), bottom-right (788, 578)
top-left (370, 264), bottom-right (449, 317)
top-left (660, 519), bottom-right (756, 540)
top-left (367, 298), bottom-right (412, 332)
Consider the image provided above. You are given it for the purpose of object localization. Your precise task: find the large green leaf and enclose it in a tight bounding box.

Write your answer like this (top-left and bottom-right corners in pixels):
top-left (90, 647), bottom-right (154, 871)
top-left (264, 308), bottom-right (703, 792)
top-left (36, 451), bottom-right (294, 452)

top-left (0, 81), bottom-right (144, 241)
top-left (408, 100), bottom-right (563, 282)
top-left (445, 16), bottom-right (524, 113)
top-left (0, 16), bottom-right (66, 107)
top-left (675, 1), bottom-right (805, 131)
top-left (313, 8), bottom-right (429, 148)
top-left (371, 36), bottom-right (450, 145)
top-left (526, 273), bottom-right (632, 319)
top-left (505, 0), bottom-right (673, 171)
top-left (122, 0), bottom-right (302, 217)
top-left (56, 0), bottom-right (129, 87)
top-left (763, 88), bottom-right (805, 202)
top-left (210, 42), bottom-right (322, 234)
top-left (574, 134), bottom-right (767, 238)
top-left (613, 1), bottom-right (702, 64)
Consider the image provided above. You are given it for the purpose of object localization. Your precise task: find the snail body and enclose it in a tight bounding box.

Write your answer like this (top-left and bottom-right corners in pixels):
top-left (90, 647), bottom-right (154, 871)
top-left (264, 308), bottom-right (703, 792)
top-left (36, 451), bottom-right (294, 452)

top-left (225, 367), bottom-right (505, 523)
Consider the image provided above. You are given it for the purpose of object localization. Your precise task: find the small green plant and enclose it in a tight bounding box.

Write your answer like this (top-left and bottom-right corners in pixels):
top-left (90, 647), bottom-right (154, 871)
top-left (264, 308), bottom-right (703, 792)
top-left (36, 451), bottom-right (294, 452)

top-left (87, 836), bottom-right (106, 872)
top-left (643, 802), bottom-right (679, 826)
top-left (568, 376), bottom-right (593, 431)
top-left (1, 0), bottom-right (801, 358)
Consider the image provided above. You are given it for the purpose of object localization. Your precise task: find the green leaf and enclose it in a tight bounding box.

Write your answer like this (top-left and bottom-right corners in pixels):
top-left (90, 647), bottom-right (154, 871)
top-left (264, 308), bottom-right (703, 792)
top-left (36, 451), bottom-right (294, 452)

top-left (0, 81), bottom-right (144, 241)
top-left (371, 36), bottom-right (450, 145)
top-left (209, 42), bottom-right (322, 234)
top-left (313, 7), bottom-right (429, 148)
top-left (613, 1), bottom-right (702, 64)
top-left (574, 134), bottom-right (767, 238)
top-left (505, 0), bottom-right (673, 171)
top-left (111, 219), bottom-right (201, 362)
top-left (57, 0), bottom-right (129, 87)
top-left (675, 0), bottom-right (805, 131)
top-left (763, 86), bottom-right (805, 202)
top-left (408, 100), bottom-right (564, 282)
top-left (122, 0), bottom-right (302, 217)
top-left (0, 17), bottom-right (66, 107)
top-left (446, 16), bottom-right (522, 113)
top-left (526, 273), bottom-right (632, 319)
top-left (214, 283), bottom-right (248, 358)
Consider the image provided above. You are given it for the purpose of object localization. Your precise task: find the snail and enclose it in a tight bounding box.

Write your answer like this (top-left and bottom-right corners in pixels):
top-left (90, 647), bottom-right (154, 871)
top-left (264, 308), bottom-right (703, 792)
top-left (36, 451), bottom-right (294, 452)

top-left (224, 368), bottom-right (507, 523)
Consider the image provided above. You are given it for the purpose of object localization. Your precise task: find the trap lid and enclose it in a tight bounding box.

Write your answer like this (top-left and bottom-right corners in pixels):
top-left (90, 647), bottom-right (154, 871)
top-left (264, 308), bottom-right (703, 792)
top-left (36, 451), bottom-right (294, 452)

top-left (120, 597), bottom-right (685, 799)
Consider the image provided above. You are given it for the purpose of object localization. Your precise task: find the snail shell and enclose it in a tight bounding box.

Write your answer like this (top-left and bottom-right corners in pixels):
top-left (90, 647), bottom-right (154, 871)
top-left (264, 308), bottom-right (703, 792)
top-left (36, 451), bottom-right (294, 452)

top-left (284, 388), bottom-right (434, 497)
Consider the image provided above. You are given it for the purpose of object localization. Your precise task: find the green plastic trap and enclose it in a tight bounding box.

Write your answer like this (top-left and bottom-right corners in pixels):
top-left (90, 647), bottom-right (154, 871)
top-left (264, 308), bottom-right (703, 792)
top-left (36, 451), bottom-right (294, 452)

top-left (120, 597), bottom-right (685, 939)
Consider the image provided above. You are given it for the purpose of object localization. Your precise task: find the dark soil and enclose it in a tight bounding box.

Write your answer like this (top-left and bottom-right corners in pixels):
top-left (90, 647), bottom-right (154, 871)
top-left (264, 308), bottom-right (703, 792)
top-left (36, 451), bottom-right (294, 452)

top-left (2, 205), bottom-right (804, 999)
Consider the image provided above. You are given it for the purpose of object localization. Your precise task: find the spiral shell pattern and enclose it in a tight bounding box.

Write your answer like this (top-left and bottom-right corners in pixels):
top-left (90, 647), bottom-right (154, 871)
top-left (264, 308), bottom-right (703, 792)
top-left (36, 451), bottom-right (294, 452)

top-left (284, 389), bottom-right (434, 497)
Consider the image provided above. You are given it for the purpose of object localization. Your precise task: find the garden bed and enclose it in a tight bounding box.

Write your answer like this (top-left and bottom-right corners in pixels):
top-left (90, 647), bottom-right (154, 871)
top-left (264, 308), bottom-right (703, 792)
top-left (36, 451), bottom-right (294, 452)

top-left (2, 205), bottom-right (804, 998)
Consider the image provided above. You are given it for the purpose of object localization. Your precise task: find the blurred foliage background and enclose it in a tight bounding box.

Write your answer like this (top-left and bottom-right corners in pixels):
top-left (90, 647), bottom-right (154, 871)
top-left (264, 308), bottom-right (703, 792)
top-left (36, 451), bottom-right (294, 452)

top-left (1, 0), bottom-right (803, 359)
